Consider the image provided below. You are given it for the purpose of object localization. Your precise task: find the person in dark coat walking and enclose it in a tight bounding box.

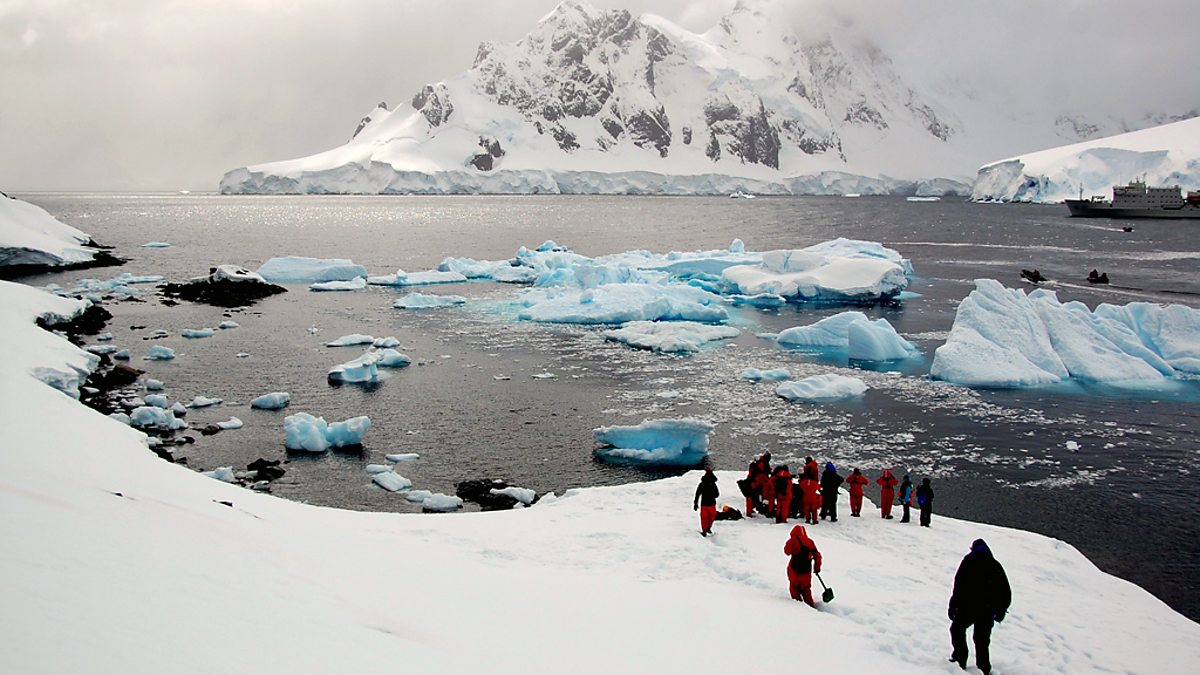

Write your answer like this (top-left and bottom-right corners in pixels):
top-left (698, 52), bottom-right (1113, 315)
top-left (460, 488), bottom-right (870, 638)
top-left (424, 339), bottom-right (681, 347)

top-left (948, 539), bottom-right (1011, 674)
top-left (917, 478), bottom-right (934, 527)
top-left (693, 468), bottom-right (720, 536)
top-left (819, 462), bottom-right (844, 522)
top-left (898, 474), bottom-right (914, 523)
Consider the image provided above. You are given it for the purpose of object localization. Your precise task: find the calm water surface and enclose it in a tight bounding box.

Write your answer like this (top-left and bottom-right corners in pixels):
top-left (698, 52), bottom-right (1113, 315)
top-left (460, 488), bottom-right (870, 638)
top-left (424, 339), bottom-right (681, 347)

top-left (14, 193), bottom-right (1200, 620)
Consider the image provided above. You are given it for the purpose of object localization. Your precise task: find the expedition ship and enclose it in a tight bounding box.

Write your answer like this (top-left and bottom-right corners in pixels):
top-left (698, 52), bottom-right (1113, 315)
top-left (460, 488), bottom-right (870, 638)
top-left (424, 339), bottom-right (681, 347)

top-left (1065, 180), bottom-right (1200, 218)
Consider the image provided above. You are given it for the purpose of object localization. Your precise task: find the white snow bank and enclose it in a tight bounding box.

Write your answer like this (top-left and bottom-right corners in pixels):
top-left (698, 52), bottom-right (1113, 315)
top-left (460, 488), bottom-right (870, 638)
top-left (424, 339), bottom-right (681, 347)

top-left (0, 196), bottom-right (98, 267)
top-left (593, 418), bottom-right (714, 466)
top-left (930, 279), bottom-right (1200, 388)
top-left (3, 279), bottom-right (1199, 674)
top-left (257, 256), bottom-right (368, 283)
top-left (776, 374), bottom-right (869, 402)
top-left (0, 282), bottom-right (99, 399)
top-left (603, 320), bottom-right (740, 353)
top-left (971, 117), bottom-right (1200, 203)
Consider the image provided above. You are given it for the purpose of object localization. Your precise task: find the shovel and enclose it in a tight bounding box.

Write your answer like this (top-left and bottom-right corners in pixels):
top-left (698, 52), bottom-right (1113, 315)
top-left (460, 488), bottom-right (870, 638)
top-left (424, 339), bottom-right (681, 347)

top-left (816, 572), bottom-right (834, 603)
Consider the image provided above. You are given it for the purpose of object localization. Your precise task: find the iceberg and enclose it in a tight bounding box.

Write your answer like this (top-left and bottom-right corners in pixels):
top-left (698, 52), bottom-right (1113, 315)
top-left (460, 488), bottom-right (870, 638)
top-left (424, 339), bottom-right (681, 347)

top-left (372, 472), bottom-right (413, 492)
top-left (250, 392), bottom-right (290, 409)
top-left (218, 320), bottom-right (239, 329)
top-left (145, 345), bottom-right (175, 361)
top-left (776, 312), bottom-right (917, 362)
top-left (932, 280), bottom-right (1200, 388)
top-left (144, 394), bottom-right (169, 409)
top-left (519, 284), bottom-right (728, 325)
top-left (721, 240), bottom-right (910, 303)
top-left (327, 352), bottom-right (381, 384)
top-left (777, 312), bottom-right (870, 348)
top-left (603, 320), bottom-right (740, 353)
top-left (393, 292), bottom-right (468, 309)
top-left (775, 374), bottom-right (868, 402)
top-left (593, 418), bottom-right (714, 467)
top-left (372, 336), bottom-right (400, 348)
top-left (326, 334), bottom-right (375, 347)
top-left (257, 257), bottom-right (367, 283)
top-left (309, 276), bottom-right (366, 292)
top-left (283, 412), bottom-right (371, 451)
top-left (741, 367), bottom-right (791, 382)
top-left (366, 269), bottom-right (468, 286)
top-left (182, 328), bottom-right (214, 339)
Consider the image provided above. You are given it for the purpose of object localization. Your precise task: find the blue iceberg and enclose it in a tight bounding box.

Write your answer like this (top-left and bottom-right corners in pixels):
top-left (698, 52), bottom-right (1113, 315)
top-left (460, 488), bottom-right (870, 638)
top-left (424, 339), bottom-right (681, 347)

top-left (593, 418), bottom-right (715, 466)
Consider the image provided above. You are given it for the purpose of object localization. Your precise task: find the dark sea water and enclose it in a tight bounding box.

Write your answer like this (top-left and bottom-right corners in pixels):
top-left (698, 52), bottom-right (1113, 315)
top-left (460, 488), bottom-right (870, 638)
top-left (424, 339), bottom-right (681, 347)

top-left (13, 193), bottom-right (1200, 621)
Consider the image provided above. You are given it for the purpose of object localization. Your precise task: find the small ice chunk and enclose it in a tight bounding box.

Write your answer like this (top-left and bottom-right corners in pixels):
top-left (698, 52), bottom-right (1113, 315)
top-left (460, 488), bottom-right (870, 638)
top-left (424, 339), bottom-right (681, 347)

top-left (372, 336), bottom-right (400, 348)
top-left (145, 345), bottom-right (175, 360)
top-left (218, 321), bottom-right (240, 329)
top-left (775, 374), bottom-right (868, 402)
top-left (741, 367), bottom-right (791, 382)
top-left (490, 486), bottom-right (536, 505)
top-left (1065, 440), bottom-right (1081, 451)
top-left (113, 349), bottom-right (130, 360)
top-left (250, 392), bottom-right (290, 409)
top-left (170, 402), bottom-right (188, 416)
top-left (141, 241), bottom-right (171, 248)
top-left (149, 329), bottom-right (169, 338)
top-left (385, 453), bottom-right (420, 462)
top-left (728, 238), bottom-right (745, 253)
top-left (374, 349), bottom-right (411, 368)
top-left (189, 396), bottom-right (222, 408)
top-left (108, 412), bottom-right (131, 425)
top-left (368, 269), bottom-right (468, 286)
top-left (422, 494), bottom-right (464, 512)
top-left (327, 416), bottom-right (371, 447)
top-left (144, 394), bottom-right (169, 408)
top-left (97, 333), bottom-right (113, 341)
top-left (531, 372), bottom-right (556, 379)
top-left (326, 334), bottom-right (375, 347)
top-left (236, 352), bottom-right (250, 358)
top-left (603, 320), bottom-right (739, 354)
top-left (202, 467), bottom-right (237, 482)
top-left (283, 412), bottom-right (331, 452)
top-left (393, 292), bottom-right (467, 309)
top-left (216, 417), bottom-right (243, 430)
top-left (372, 472), bottom-right (413, 492)
top-left (144, 378), bottom-right (164, 391)
top-left (309, 276), bottom-right (367, 292)
top-left (86, 345), bottom-right (118, 355)
top-left (405, 489), bottom-right (434, 504)
top-left (182, 328), bottom-right (214, 339)
top-left (130, 406), bottom-right (187, 430)
top-left (328, 352), bottom-right (381, 383)
top-left (365, 464), bottom-right (393, 474)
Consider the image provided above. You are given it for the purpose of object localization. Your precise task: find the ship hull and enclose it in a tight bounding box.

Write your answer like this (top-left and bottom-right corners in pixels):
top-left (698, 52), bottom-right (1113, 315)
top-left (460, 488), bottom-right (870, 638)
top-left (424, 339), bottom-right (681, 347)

top-left (1065, 199), bottom-right (1200, 219)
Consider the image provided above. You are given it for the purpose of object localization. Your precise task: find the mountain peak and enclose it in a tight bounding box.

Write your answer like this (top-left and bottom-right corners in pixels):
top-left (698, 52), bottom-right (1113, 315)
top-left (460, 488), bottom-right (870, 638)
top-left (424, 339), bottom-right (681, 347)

top-left (538, 1), bottom-right (605, 27)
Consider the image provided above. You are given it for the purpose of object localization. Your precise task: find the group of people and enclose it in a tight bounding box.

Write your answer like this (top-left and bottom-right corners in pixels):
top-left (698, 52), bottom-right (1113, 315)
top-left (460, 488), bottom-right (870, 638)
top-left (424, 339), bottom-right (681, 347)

top-left (692, 455), bottom-right (1009, 674)
top-left (732, 452), bottom-right (935, 527)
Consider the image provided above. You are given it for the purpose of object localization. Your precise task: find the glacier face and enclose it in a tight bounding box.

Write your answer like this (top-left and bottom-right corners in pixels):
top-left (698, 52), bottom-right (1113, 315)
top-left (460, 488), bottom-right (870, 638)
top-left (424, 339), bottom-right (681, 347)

top-left (217, 1), bottom-right (1088, 196)
top-left (971, 117), bottom-right (1200, 203)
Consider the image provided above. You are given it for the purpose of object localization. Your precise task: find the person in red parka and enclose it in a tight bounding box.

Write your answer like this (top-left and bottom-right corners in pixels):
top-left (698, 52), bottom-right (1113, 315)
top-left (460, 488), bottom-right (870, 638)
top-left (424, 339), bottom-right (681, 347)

top-left (804, 456), bottom-right (819, 482)
top-left (741, 453), bottom-right (771, 517)
top-left (693, 468), bottom-right (720, 537)
top-left (771, 465), bottom-right (793, 524)
top-left (846, 468), bottom-right (869, 517)
top-left (798, 469), bottom-right (821, 524)
top-left (877, 469), bottom-right (899, 519)
top-left (783, 525), bottom-right (823, 607)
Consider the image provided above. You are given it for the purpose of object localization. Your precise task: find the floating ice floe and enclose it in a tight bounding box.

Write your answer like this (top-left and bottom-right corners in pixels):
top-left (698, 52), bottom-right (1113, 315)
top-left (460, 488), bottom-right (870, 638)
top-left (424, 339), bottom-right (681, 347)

top-left (182, 328), bottom-right (214, 339)
top-left (97, 333), bottom-right (113, 341)
top-left (372, 472), bottom-right (413, 492)
top-left (374, 349), bottom-right (411, 368)
top-left (364, 464), bottom-right (391, 474)
top-left (140, 241), bottom-right (171, 248)
top-left (144, 394), bottom-right (169, 408)
top-left (327, 352), bottom-right (381, 384)
top-left (385, 452), bottom-right (419, 462)
top-left (309, 276), bottom-right (366, 292)
top-left (721, 239), bottom-right (910, 303)
top-left (372, 336), bottom-right (400, 348)
top-left (593, 418), bottom-right (714, 466)
top-left (257, 256), bottom-right (367, 283)
top-left (86, 345), bottom-right (119, 355)
top-left (216, 417), bottom-right (243, 430)
top-left (438, 257), bottom-right (539, 284)
top-left (393, 292), bottom-right (468, 309)
top-left (250, 392), bottom-right (290, 409)
top-left (113, 349), bottom-right (130, 360)
top-left (202, 467), bottom-right (236, 482)
top-left (603, 320), bottom-right (740, 353)
top-left (170, 402), bottom-right (188, 416)
top-left (145, 345), bottom-right (175, 361)
top-left (367, 269), bottom-right (468, 286)
top-left (490, 486), bottom-right (536, 505)
top-left (326, 334), bottom-right (374, 347)
top-left (775, 374), bottom-right (869, 402)
top-left (189, 396), bottom-right (221, 408)
top-left (421, 494), bottom-right (464, 512)
top-left (218, 320), bottom-right (239, 329)
top-left (741, 367), bottom-right (791, 382)
top-left (519, 284), bottom-right (728, 325)
top-left (776, 311), bottom-right (918, 361)
top-left (931, 279), bottom-right (1200, 388)
top-left (129, 406), bottom-right (188, 431)
top-left (283, 412), bottom-right (371, 451)
top-left (143, 378), bottom-right (164, 391)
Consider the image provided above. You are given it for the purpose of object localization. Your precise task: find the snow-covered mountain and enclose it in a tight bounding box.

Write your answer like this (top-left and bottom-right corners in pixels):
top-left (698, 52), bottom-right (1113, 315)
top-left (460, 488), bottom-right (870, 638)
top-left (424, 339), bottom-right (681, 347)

top-left (971, 117), bottom-right (1200, 203)
top-left (220, 1), bottom-right (1192, 196)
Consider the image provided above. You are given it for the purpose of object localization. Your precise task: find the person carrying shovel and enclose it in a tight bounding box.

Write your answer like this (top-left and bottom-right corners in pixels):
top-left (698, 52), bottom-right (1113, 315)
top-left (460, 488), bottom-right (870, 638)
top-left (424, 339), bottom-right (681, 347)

top-left (783, 525), bottom-right (832, 607)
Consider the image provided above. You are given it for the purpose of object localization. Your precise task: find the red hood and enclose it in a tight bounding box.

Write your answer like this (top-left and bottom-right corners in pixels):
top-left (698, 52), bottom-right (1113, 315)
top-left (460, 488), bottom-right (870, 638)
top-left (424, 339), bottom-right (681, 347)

top-left (789, 525), bottom-right (814, 547)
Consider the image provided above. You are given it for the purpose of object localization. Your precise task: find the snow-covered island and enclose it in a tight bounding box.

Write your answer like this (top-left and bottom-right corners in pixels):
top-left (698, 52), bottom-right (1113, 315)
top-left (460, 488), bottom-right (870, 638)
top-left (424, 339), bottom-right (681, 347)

top-left (4, 262), bottom-right (1200, 671)
top-left (971, 117), bottom-right (1200, 203)
top-left (0, 194), bottom-right (114, 273)
top-left (219, 1), bottom-right (1183, 197)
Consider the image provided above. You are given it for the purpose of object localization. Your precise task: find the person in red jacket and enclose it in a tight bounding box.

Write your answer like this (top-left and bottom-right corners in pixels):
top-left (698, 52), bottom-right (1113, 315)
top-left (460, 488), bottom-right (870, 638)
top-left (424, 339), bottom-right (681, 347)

top-left (693, 468), bottom-right (720, 537)
top-left (740, 453), bottom-right (771, 517)
top-left (798, 469), bottom-right (821, 524)
top-left (771, 465), bottom-right (793, 524)
top-left (877, 469), bottom-right (899, 519)
top-left (783, 525), bottom-right (823, 607)
top-left (804, 456), bottom-right (819, 481)
top-left (846, 468), bottom-right (869, 517)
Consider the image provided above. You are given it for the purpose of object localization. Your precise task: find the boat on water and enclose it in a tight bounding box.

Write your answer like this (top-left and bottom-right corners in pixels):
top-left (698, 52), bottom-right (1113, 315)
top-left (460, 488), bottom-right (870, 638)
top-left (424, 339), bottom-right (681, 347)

top-left (1065, 180), bottom-right (1200, 219)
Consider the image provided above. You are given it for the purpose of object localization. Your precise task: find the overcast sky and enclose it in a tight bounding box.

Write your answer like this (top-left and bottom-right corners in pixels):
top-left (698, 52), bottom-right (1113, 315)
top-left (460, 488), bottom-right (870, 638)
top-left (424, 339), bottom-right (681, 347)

top-left (1, 0), bottom-right (1195, 192)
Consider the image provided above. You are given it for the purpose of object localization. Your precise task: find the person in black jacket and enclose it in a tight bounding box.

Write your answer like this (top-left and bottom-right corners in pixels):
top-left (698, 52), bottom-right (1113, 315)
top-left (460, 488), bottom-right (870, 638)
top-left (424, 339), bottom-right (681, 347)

top-left (819, 462), bottom-right (844, 522)
top-left (948, 539), bottom-right (1012, 674)
top-left (917, 478), bottom-right (934, 527)
top-left (693, 468), bottom-right (720, 537)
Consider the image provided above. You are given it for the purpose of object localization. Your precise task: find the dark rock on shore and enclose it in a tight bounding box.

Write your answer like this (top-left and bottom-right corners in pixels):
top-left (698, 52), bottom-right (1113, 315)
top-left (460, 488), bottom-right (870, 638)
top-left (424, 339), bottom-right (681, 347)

top-left (456, 478), bottom-right (534, 510)
top-left (161, 265), bottom-right (286, 307)
top-left (0, 248), bottom-right (125, 280)
top-left (37, 303), bottom-right (113, 343)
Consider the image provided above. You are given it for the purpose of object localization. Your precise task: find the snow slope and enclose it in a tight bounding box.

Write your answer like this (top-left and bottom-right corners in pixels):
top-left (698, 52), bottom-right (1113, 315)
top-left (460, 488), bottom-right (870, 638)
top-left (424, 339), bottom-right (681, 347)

top-left (3, 278), bottom-right (1200, 673)
top-left (221, 1), bottom-right (1185, 196)
top-left (971, 117), bottom-right (1200, 203)
top-left (0, 195), bottom-right (99, 268)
